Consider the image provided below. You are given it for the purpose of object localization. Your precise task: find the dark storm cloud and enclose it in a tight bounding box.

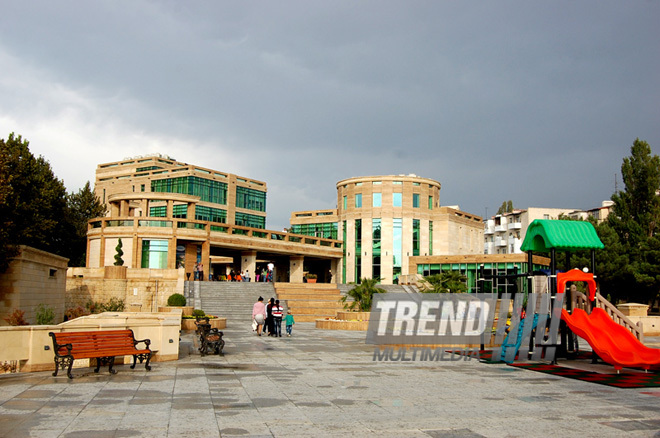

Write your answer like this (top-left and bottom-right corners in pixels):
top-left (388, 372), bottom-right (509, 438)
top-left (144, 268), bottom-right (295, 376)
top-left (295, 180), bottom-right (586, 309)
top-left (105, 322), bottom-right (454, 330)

top-left (0, 1), bottom-right (658, 230)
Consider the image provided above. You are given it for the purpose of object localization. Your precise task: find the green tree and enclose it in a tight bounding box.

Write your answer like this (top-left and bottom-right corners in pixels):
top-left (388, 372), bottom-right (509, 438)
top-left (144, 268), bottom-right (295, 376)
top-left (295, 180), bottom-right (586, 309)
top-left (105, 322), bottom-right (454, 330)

top-left (114, 238), bottom-right (124, 266)
top-left (0, 133), bottom-right (69, 272)
top-left (497, 200), bottom-right (514, 215)
top-left (341, 278), bottom-right (386, 311)
top-left (422, 271), bottom-right (468, 293)
top-left (607, 139), bottom-right (660, 304)
top-left (64, 181), bottom-right (106, 266)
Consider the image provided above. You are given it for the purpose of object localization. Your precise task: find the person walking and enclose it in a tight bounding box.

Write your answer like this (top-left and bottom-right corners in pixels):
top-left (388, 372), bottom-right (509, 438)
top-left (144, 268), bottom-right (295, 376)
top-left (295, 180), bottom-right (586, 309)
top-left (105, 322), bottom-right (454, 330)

top-left (284, 310), bottom-right (295, 337)
top-left (266, 298), bottom-right (275, 336)
top-left (252, 297), bottom-right (267, 336)
top-left (244, 270), bottom-right (250, 282)
top-left (272, 300), bottom-right (284, 337)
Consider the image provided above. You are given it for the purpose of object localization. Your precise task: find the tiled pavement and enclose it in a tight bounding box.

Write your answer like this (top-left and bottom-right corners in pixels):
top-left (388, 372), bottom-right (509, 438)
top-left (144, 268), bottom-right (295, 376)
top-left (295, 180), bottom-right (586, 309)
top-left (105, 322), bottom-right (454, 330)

top-left (0, 323), bottom-right (659, 437)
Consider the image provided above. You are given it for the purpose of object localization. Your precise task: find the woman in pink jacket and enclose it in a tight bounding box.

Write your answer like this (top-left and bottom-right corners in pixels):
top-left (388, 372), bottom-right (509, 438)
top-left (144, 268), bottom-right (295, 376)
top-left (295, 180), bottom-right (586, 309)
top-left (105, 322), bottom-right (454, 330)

top-left (252, 296), bottom-right (267, 336)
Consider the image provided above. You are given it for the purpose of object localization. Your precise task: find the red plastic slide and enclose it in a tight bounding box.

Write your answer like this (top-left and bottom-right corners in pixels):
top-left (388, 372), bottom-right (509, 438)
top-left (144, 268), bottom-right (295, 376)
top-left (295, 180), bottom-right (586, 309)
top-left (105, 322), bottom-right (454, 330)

top-left (561, 307), bottom-right (660, 371)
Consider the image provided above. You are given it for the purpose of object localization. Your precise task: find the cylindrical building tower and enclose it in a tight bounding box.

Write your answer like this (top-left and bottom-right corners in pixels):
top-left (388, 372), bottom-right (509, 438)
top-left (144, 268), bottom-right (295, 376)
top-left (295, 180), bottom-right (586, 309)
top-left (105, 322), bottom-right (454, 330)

top-left (336, 174), bottom-right (441, 284)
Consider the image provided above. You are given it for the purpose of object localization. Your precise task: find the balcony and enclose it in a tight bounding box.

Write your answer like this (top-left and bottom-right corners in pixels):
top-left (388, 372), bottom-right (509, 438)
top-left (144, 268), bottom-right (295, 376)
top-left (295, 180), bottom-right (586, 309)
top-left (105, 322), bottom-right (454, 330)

top-left (508, 222), bottom-right (522, 230)
top-left (494, 225), bottom-right (507, 233)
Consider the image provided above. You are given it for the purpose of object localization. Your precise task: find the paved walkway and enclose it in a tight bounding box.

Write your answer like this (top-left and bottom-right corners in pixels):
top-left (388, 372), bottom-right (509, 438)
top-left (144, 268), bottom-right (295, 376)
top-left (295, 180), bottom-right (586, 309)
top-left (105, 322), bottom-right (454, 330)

top-left (1, 323), bottom-right (659, 437)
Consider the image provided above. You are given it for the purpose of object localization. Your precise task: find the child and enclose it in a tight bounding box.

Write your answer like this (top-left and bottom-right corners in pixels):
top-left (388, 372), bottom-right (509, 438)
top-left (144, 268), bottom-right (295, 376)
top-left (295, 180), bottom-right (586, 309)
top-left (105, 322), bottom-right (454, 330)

top-left (284, 310), bottom-right (295, 337)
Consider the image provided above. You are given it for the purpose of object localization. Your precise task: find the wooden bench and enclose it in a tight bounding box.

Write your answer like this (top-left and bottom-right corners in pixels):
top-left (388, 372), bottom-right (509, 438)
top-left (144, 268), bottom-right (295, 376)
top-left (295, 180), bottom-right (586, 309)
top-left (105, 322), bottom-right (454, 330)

top-left (49, 329), bottom-right (152, 379)
top-left (195, 317), bottom-right (225, 356)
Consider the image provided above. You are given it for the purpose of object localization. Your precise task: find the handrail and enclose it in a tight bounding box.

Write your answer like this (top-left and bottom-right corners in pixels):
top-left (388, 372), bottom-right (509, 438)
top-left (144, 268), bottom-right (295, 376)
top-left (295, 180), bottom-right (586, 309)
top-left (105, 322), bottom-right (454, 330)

top-left (573, 291), bottom-right (644, 341)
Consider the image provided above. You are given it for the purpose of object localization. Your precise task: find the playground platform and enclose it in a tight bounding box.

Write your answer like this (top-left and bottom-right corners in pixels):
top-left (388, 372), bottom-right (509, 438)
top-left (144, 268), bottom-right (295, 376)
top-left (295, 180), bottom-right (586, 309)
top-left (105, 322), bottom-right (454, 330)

top-left (0, 323), bottom-right (659, 437)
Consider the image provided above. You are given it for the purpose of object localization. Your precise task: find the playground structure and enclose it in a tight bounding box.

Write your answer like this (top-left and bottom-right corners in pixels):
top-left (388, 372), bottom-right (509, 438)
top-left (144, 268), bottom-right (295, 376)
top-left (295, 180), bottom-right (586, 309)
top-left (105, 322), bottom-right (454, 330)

top-left (499, 219), bottom-right (660, 372)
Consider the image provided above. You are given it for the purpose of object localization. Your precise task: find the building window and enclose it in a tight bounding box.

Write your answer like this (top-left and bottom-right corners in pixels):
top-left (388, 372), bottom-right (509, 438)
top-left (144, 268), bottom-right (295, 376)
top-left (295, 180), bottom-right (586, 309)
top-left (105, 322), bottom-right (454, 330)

top-left (393, 218), bottom-right (402, 283)
top-left (413, 193), bottom-right (420, 208)
top-left (150, 206), bottom-right (167, 217)
top-left (372, 218), bottom-right (381, 281)
top-left (196, 205), bottom-right (226, 223)
top-left (393, 181), bottom-right (402, 185)
top-left (343, 196), bottom-right (347, 210)
top-left (291, 223), bottom-right (338, 239)
top-left (373, 193), bottom-right (382, 207)
top-left (429, 221), bottom-right (433, 255)
top-left (141, 240), bottom-right (168, 269)
top-left (234, 212), bottom-right (265, 229)
top-left (151, 176), bottom-right (227, 205)
top-left (355, 219), bottom-right (362, 283)
top-left (355, 193), bottom-right (362, 208)
top-left (393, 193), bottom-right (402, 207)
top-left (428, 195), bottom-right (433, 210)
top-left (140, 184), bottom-right (145, 192)
top-left (342, 220), bottom-right (347, 284)
top-left (236, 186), bottom-right (267, 212)
top-left (413, 219), bottom-right (420, 256)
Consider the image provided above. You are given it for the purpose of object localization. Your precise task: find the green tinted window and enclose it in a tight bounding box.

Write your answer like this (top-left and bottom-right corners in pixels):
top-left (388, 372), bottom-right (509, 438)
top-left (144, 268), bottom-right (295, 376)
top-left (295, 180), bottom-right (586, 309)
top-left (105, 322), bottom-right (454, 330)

top-left (236, 186), bottom-right (266, 212)
top-left (235, 212), bottom-right (265, 229)
top-left (151, 176), bottom-right (227, 205)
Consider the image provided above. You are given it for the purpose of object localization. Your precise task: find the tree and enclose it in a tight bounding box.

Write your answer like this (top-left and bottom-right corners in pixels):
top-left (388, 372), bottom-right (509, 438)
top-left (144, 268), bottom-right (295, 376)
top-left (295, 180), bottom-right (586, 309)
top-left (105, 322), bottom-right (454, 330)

top-left (607, 139), bottom-right (660, 304)
top-left (0, 133), bottom-right (69, 272)
top-left (497, 200), bottom-right (514, 215)
top-left (114, 238), bottom-right (124, 266)
top-left (422, 271), bottom-right (468, 293)
top-left (341, 278), bottom-right (386, 311)
top-left (64, 181), bottom-right (106, 266)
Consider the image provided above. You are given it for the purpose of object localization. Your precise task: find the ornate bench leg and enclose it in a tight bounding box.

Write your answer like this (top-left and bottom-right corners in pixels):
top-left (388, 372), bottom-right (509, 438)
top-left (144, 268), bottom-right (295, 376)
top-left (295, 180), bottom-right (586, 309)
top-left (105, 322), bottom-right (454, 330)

top-left (96, 357), bottom-right (117, 374)
top-left (131, 353), bottom-right (152, 371)
top-left (53, 355), bottom-right (74, 379)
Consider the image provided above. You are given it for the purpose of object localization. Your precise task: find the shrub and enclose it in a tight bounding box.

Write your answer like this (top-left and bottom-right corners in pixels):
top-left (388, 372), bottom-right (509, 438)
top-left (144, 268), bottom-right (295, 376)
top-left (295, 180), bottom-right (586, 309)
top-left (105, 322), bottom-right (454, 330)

top-left (3, 309), bottom-right (29, 326)
top-left (36, 304), bottom-right (55, 325)
top-left (101, 297), bottom-right (125, 312)
top-left (192, 309), bottom-right (205, 317)
top-left (65, 306), bottom-right (89, 321)
top-left (306, 273), bottom-right (317, 279)
top-left (167, 293), bottom-right (187, 307)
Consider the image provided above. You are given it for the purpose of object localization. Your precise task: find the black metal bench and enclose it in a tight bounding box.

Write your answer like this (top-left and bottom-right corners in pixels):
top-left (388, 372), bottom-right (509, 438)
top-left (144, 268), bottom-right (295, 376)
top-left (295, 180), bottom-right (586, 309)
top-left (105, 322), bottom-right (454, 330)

top-left (49, 329), bottom-right (152, 379)
top-left (195, 317), bottom-right (224, 356)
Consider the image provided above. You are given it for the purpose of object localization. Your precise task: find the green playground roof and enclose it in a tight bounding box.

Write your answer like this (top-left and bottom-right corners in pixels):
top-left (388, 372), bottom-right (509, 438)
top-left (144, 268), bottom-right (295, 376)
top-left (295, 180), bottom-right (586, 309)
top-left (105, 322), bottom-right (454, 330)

top-left (520, 219), bottom-right (604, 253)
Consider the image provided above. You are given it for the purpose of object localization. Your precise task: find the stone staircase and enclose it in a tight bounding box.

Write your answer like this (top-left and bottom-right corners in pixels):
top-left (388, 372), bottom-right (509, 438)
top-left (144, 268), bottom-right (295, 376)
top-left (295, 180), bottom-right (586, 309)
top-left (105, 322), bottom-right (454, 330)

top-left (274, 283), bottom-right (343, 322)
top-left (186, 281), bottom-right (418, 326)
top-left (186, 281), bottom-right (276, 325)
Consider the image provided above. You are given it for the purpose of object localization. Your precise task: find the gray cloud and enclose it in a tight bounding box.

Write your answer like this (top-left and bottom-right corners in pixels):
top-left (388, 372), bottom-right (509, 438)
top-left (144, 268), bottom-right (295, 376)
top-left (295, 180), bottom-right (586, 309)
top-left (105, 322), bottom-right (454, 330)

top-left (1, 1), bottom-right (658, 230)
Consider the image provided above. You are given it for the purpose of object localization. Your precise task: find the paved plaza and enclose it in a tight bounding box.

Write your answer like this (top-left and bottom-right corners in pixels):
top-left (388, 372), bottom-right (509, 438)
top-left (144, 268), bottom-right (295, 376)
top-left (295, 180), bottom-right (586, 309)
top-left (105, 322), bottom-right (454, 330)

top-left (1, 323), bottom-right (659, 437)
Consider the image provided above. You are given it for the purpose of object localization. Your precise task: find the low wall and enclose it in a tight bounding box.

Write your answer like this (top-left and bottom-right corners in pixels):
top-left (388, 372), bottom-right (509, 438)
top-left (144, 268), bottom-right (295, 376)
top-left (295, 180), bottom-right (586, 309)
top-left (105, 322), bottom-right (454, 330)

top-left (0, 311), bottom-right (182, 374)
top-left (67, 267), bottom-right (185, 313)
top-left (626, 316), bottom-right (660, 336)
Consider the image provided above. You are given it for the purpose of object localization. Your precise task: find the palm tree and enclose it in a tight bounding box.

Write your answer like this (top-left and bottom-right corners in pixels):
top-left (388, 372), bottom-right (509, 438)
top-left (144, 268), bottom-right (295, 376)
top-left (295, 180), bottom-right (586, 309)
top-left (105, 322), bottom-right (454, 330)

top-left (422, 271), bottom-right (468, 293)
top-left (341, 278), bottom-right (386, 311)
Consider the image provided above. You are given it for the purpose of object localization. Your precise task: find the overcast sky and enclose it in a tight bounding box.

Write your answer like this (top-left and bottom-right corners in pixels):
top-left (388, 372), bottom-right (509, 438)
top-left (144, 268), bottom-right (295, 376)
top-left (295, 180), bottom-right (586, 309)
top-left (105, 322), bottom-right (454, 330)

top-left (1, 1), bottom-right (658, 230)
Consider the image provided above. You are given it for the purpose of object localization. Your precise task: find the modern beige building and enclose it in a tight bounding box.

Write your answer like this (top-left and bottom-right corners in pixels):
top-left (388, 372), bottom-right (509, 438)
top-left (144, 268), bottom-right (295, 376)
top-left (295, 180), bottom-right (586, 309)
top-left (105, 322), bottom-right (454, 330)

top-left (291, 174), bottom-right (483, 284)
top-left (88, 154), bottom-right (343, 283)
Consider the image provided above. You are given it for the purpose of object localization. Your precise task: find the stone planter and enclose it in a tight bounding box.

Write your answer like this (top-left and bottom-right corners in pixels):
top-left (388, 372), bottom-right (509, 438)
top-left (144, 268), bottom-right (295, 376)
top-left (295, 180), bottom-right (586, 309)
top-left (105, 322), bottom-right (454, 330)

top-left (336, 311), bottom-right (370, 321)
top-left (315, 311), bottom-right (371, 331)
top-left (181, 318), bottom-right (227, 331)
top-left (158, 306), bottom-right (193, 316)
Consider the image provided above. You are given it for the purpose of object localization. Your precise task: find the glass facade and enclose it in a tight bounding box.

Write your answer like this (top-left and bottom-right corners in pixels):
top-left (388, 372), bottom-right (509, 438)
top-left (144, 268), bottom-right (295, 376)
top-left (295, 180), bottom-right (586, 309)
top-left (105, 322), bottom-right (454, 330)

top-left (413, 219), bottom-right (420, 256)
top-left (141, 239), bottom-right (168, 269)
top-left (393, 193), bottom-right (402, 207)
top-left (342, 221), bottom-right (347, 284)
top-left (151, 176), bottom-right (227, 205)
top-left (373, 193), bottom-right (382, 207)
top-left (235, 212), bottom-right (266, 229)
top-left (416, 262), bottom-right (547, 295)
top-left (290, 223), bottom-right (338, 239)
top-left (429, 221), bottom-right (433, 255)
top-left (355, 219), bottom-right (362, 283)
top-left (413, 193), bottom-right (420, 208)
top-left (150, 206), bottom-right (166, 217)
top-left (372, 218), bottom-right (381, 280)
top-left (393, 218), bottom-right (402, 282)
top-left (196, 205), bottom-right (227, 223)
top-left (235, 186), bottom-right (266, 212)
top-left (355, 193), bottom-right (362, 208)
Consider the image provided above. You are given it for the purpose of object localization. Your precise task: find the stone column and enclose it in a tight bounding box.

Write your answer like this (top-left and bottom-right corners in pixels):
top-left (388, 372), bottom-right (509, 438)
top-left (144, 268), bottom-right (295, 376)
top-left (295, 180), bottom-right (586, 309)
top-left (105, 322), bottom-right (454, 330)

top-left (289, 256), bottom-right (304, 283)
top-left (241, 251), bottom-right (257, 282)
